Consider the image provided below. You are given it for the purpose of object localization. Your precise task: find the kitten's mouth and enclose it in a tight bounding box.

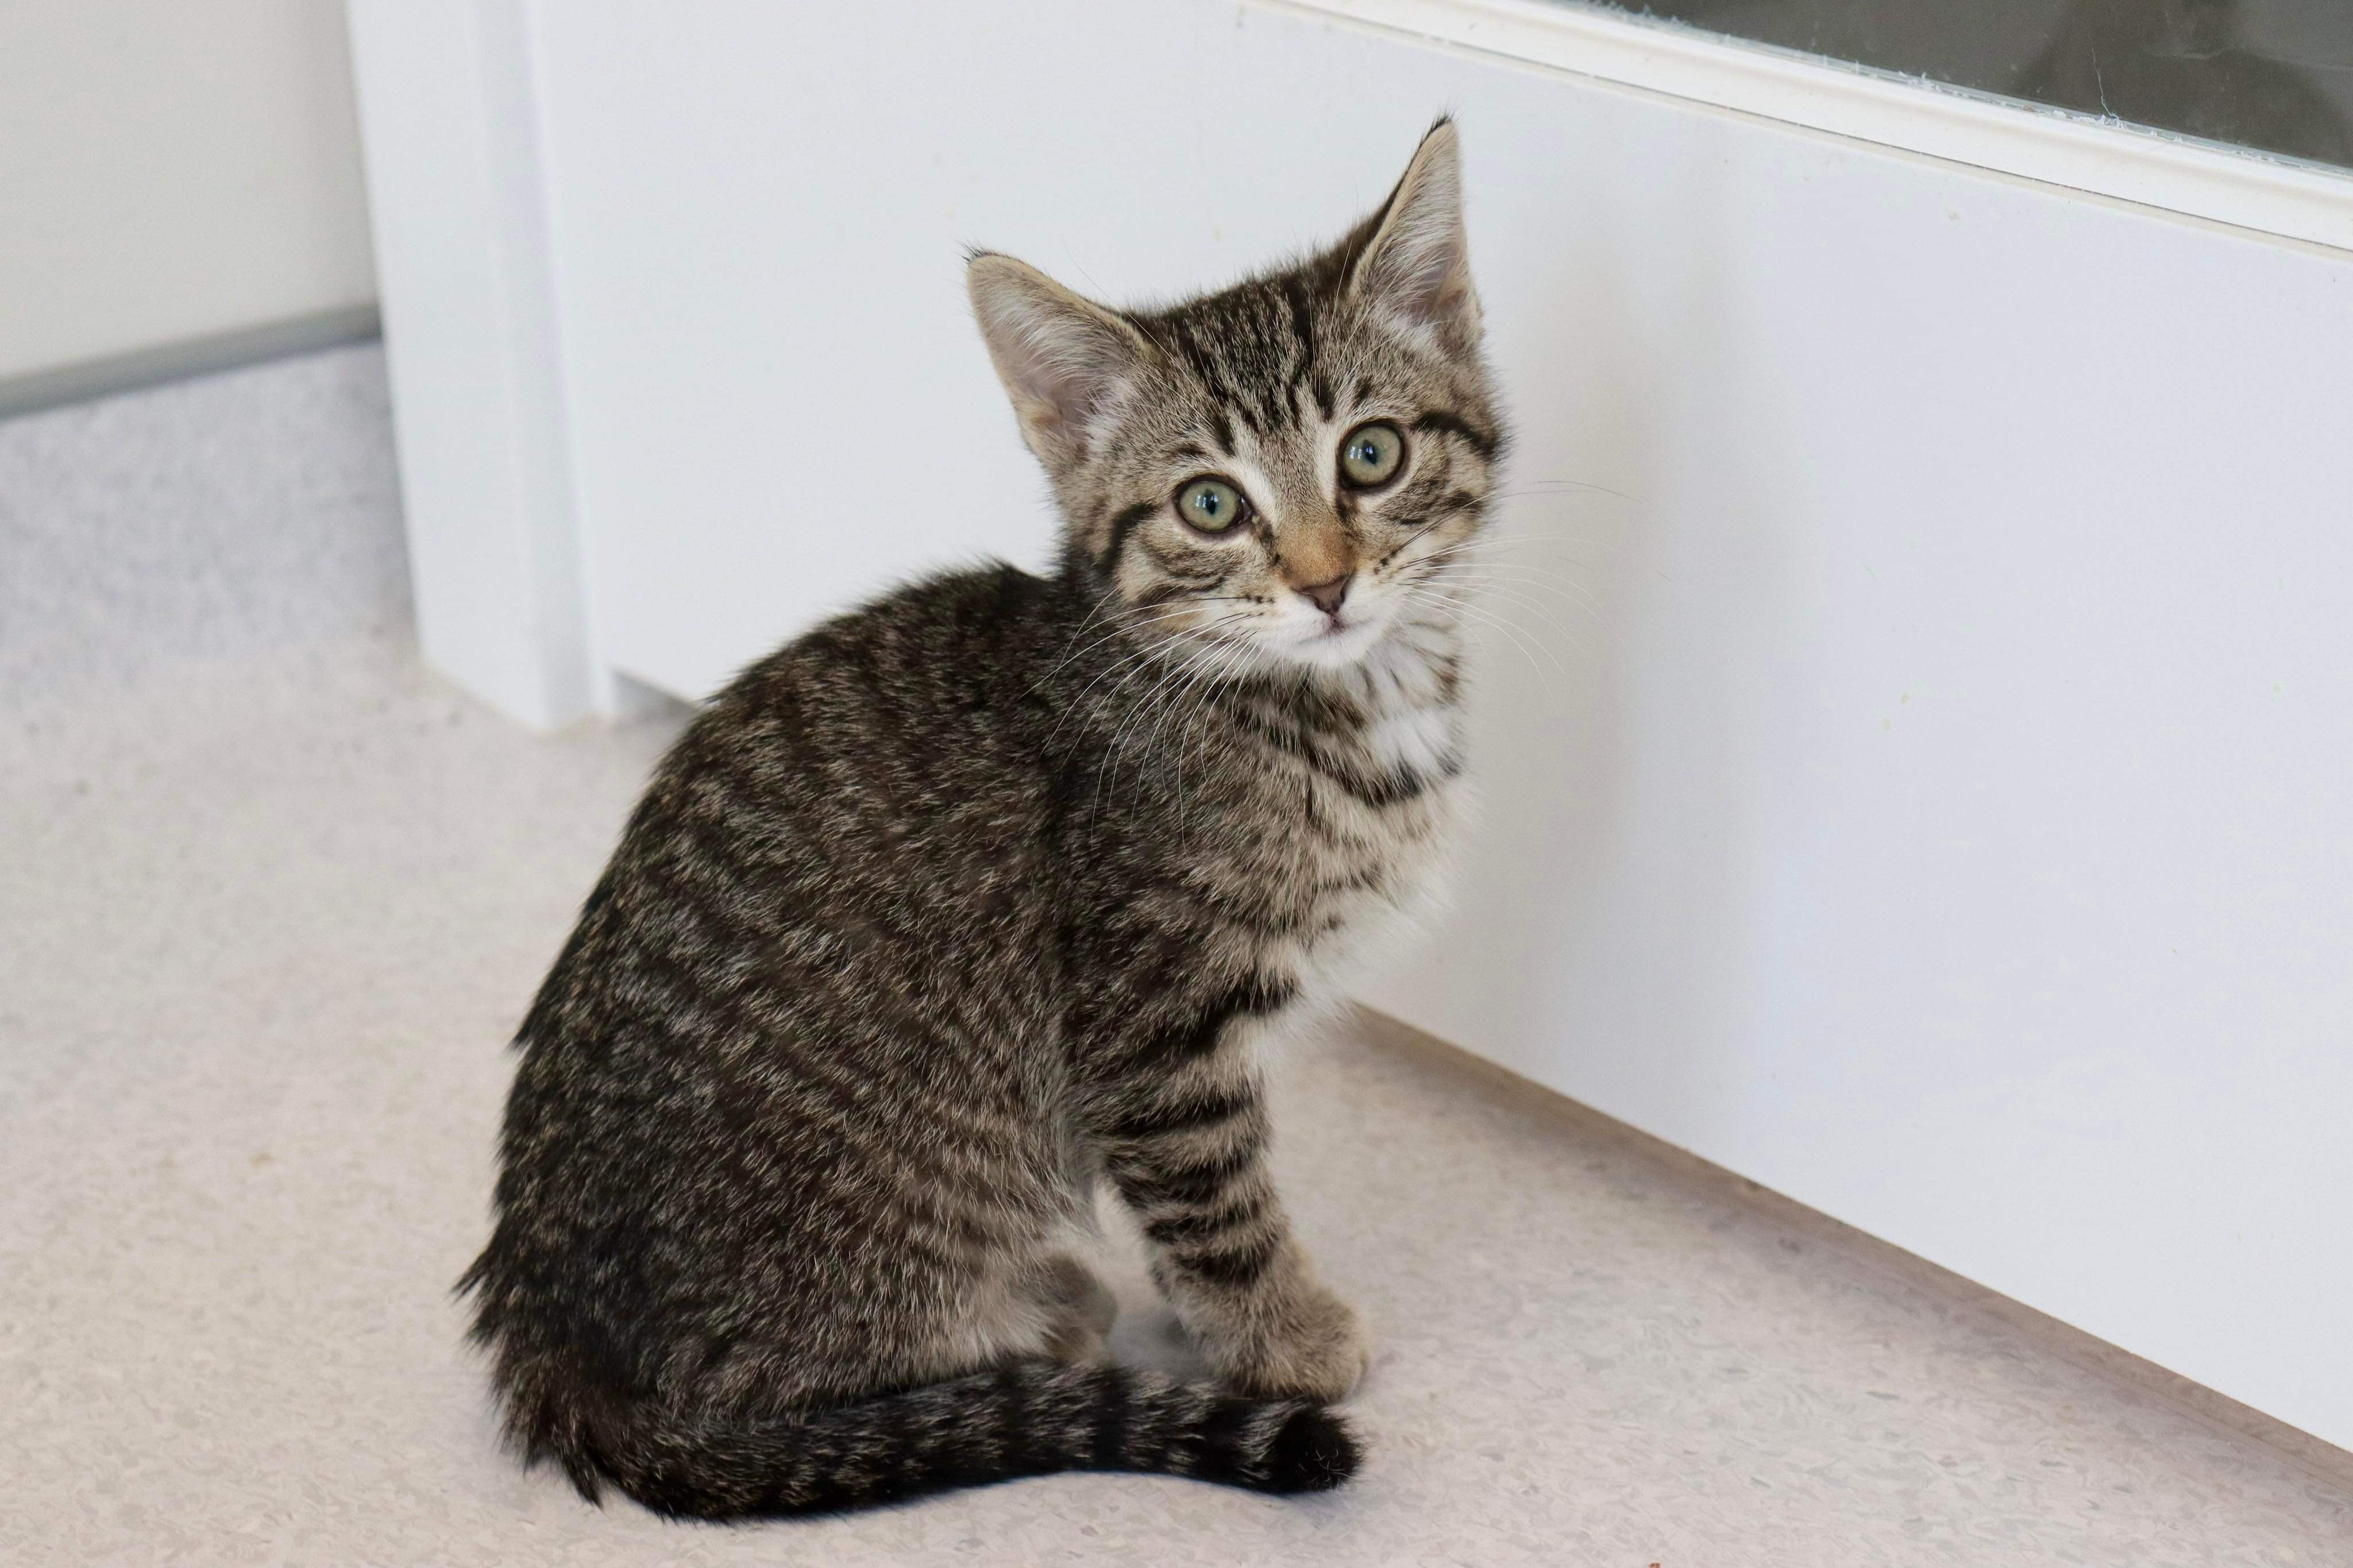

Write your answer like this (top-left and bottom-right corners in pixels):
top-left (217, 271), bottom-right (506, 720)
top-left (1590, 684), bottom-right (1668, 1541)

top-left (1279, 612), bottom-right (1384, 668)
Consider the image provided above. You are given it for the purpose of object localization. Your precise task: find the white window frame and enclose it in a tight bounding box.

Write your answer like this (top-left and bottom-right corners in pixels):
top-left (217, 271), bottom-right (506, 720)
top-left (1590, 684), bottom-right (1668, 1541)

top-left (1276, 0), bottom-right (2353, 254)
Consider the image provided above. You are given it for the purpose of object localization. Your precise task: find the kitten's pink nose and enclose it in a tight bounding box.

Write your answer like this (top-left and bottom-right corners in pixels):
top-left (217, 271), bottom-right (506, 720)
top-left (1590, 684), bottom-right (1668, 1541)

top-left (1296, 572), bottom-right (1354, 616)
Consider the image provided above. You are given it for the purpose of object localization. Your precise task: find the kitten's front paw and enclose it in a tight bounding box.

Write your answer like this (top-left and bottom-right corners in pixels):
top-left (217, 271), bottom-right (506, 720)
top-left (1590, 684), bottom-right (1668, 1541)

top-left (1221, 1284), bottom-right (1371, 1404)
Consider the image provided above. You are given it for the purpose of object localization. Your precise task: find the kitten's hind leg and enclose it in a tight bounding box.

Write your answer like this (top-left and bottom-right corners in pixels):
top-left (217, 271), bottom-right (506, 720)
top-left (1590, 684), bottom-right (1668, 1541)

top-left (1020, 1253), bottom-right (1119, 1365)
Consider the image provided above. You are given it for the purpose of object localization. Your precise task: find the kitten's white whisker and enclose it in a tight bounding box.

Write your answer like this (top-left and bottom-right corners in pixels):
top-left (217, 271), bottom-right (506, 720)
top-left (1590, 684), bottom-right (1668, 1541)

top-left (1423, 576), bottom-right (1604, 624)
top-left (1396, 585), bottom-right (1568, 676)
top-left (1153, 638), bottom-right (1250, 835)
top-left (1086, 612), bottom-right (1256, 817)
top-left (1046, 607), bottom-right (1252, 754)
top-left (1418, 552), bottom-right (1612, 615)
top-left (1415, 549), bottom-right (1597, 590)
top-left (1179, 639), bottom-right (1264, 833)
top-left (1495, 475), bottom-right (1640, 501)
top-left (1030, 597), bottom-right (1245, 694)
top-left (1462, 590), bottom-right (1597, 661)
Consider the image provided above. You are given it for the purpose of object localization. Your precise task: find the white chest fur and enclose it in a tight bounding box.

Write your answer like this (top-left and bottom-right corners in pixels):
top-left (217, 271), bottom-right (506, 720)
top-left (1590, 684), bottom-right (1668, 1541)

top-left (1273, 629), bottom-right (1472, 1011)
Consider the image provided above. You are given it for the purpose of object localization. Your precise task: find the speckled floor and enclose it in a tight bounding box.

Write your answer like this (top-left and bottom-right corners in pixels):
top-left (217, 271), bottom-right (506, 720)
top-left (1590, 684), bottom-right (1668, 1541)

top-left (4, 349), bottom-right (2350, 1565)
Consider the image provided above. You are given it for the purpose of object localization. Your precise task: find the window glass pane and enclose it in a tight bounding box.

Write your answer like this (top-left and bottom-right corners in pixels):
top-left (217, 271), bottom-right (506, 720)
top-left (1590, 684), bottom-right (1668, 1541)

top-left (1570, 1), bottom-right (2353, 172)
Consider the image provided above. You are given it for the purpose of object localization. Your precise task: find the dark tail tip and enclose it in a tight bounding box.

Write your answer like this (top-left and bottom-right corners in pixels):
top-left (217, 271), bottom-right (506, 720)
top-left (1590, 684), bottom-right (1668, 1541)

top-left (1258, 1405), bottom-right (1360, 1494)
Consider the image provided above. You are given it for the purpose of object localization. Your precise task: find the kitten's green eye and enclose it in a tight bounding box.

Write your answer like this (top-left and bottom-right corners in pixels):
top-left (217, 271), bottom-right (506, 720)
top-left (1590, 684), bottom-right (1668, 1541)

top-left (1174, 477), bottom-right (1249, 534)
top-left (1338, 422), bottom-right (1405, 488)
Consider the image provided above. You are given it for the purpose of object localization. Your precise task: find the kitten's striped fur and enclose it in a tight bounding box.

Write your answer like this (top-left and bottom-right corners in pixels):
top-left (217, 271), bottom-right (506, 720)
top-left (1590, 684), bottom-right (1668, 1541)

top-left (462, 120), bottom-right (1501, 1519)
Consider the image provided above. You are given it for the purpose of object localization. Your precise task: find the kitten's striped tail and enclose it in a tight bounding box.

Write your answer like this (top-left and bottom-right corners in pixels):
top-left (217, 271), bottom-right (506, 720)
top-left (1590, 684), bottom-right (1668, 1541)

top-left (559, 1361), bottom-right (1358, 1519)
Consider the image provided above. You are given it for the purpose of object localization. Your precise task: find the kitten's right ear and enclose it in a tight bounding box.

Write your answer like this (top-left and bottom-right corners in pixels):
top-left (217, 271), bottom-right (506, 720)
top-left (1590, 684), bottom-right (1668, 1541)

top-left (967, 253), bottom-right (1154, 469)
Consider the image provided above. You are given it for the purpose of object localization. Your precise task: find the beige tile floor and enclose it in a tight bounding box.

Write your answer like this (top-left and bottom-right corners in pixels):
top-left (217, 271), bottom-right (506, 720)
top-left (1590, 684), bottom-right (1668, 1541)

top-left (5, 632), bottom-right (2351, 1567)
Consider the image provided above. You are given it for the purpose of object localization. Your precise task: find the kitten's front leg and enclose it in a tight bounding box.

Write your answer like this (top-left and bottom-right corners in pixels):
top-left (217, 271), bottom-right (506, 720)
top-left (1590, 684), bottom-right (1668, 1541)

top-left (1091, 1056), bottom-right (1370, 1403)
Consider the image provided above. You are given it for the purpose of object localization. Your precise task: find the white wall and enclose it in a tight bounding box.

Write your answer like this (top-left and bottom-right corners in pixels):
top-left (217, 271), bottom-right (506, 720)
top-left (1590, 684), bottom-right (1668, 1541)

top-left (0, 0), bottom-right (376, 394)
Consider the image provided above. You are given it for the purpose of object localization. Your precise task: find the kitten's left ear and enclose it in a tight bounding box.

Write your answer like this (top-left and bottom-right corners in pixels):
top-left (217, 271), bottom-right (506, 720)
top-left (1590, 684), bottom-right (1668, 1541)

top-left (1348, 118), bottom-right (1481, 352)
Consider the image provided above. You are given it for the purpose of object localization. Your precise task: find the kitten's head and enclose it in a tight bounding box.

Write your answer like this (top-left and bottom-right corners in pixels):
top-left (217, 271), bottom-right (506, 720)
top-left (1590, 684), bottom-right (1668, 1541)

top-left (970, 119), bottom-right (1500, 675)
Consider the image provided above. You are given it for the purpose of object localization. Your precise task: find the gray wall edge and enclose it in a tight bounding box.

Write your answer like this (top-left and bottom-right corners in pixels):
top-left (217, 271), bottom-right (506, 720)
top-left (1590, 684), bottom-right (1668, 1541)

top-left (0, 304), bottom-right (383, 421)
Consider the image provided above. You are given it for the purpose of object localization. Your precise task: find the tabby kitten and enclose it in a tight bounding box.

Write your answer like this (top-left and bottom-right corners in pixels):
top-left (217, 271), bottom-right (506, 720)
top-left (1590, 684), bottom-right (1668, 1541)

top-left (461, 119), bottom-right (1502, 1519)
